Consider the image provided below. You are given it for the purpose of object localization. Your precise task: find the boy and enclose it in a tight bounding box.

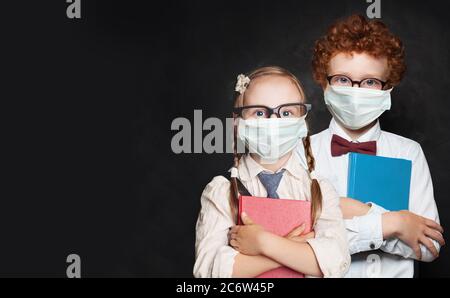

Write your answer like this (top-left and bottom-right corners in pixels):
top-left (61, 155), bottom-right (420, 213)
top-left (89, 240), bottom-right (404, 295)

top-left (298, 14), bottom-right (444, 277)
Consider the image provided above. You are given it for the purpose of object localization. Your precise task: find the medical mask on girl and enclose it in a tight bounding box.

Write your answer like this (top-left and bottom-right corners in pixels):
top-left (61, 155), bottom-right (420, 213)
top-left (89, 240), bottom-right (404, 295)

top-left (324, 85), bottom-right (392, 130)
top-left (237, 116), bottom-right (308, 164)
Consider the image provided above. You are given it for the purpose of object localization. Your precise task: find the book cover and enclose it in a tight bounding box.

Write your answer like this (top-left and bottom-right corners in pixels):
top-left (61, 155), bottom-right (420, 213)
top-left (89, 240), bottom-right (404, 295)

top-left (347, 152), bottom-right (412, 211)
top-left (238, 195), bottom-right (311, 278)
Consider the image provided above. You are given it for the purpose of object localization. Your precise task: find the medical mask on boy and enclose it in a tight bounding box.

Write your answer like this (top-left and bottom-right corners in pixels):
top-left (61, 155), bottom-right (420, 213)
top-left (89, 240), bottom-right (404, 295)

top-left (237, 116), bottom-right (308, 164)
top-left (324, 85), bottom-right (392, 130)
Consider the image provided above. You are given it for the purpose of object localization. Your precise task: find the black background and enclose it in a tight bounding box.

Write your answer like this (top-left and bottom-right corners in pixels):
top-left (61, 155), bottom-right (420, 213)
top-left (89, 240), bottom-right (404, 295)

top-left (1, 0), bottom-right (449, 277)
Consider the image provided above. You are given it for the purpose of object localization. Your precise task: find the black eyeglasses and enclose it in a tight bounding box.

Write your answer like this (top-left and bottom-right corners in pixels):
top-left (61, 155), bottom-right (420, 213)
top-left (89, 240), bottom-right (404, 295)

top-left (327, 74), bottom-right (388, 90)
top-left (233, 103), bottom-right (311, 119)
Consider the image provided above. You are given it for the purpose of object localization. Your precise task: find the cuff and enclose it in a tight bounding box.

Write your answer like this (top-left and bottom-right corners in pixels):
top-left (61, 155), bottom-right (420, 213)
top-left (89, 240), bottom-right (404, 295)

top-left (345, 211), bottom-right (384, 254)
top-left (367, 202), bottom-right (389, 215)
top-left (306, 236), bottom-right (350, 278)
top-left (211, 246), bottom-right (239, 278)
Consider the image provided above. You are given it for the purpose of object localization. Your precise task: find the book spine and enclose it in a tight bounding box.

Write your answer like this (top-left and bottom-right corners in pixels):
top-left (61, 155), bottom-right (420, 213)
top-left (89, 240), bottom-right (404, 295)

top-left (405, 160), bottom-right (412, 209)
top-left (347, 153), bottom-right (357, 197)
top-left (238, 195), bottom-right (243, 225)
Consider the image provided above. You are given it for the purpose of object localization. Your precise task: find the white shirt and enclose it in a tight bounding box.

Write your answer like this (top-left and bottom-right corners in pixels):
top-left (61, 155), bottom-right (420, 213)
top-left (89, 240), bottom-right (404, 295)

top-left (296, 118), bottom-right (441, 277)
top-left (193, 152), bottom-right (350, 278)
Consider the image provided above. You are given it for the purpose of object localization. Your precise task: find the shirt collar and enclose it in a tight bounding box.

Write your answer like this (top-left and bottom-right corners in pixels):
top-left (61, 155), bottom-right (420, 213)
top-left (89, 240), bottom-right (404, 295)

top-left (238, 151), bottom-right (306, 182)
top-left (329, 117), bottom-right (382, 143)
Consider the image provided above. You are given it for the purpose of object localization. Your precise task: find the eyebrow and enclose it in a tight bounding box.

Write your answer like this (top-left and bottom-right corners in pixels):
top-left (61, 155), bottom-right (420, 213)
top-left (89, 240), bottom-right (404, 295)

top-left (331, 72), bottom-right (384, 79)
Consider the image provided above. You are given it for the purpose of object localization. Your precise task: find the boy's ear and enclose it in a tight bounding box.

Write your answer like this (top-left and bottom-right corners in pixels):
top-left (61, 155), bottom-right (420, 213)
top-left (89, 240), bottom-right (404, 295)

top-left (384, 82), bottom-right (395, 91)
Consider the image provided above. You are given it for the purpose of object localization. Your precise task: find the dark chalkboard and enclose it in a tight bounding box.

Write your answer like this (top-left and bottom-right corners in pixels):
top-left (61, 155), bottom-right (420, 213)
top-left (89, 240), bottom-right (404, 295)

top-left (1, 0), bottom-right (448, 277)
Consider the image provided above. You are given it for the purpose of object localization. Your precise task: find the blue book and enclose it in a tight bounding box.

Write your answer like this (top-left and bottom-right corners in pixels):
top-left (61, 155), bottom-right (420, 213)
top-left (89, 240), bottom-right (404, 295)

top-left (347, 153), bottom-right (412, 211)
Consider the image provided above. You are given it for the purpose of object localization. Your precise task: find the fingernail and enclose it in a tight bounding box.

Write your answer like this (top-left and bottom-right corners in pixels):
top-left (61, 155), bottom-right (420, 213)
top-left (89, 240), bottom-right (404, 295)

top-left (242, 212), bottom-right (247, 217)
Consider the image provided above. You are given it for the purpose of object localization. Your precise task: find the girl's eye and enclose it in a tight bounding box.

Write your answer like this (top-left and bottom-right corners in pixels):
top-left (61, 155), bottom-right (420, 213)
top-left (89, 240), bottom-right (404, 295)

top-left (255, 110), bottom-right (266, 117)
top-left (282, 111), bottom-right (291, 117)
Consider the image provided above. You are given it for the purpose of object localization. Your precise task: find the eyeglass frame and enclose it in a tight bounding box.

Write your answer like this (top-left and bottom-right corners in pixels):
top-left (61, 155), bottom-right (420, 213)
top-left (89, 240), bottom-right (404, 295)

top-left (327, 74), bottom-right (388, 90)
top-left (233, 103), bottom-right (312, 119)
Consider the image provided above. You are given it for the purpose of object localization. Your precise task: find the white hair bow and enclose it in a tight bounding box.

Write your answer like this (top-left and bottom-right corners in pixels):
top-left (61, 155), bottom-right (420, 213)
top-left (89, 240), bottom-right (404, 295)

top-left (235, 74), bottom-right (251, 94)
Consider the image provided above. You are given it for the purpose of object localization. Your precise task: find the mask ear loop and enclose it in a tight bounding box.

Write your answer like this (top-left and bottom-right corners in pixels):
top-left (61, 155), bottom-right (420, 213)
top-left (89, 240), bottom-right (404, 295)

top-left (231, 87), bottom-right (246, 180)
top-left (230, 123), bottom-right (239, 179)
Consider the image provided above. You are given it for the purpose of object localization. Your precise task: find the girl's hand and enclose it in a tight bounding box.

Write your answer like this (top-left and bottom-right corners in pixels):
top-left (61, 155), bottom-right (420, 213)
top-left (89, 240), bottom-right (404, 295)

top-left (383, 211), bottom-right (445, 260)
top-left (229, 212), bottom-right (267, 256)
top-left (285, 223), bottom-right (315, 243)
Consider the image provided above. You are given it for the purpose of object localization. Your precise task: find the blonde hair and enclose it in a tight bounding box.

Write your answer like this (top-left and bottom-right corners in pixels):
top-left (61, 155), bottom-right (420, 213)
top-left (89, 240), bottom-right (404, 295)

top-left (230, 66), bottom-right (323, 227)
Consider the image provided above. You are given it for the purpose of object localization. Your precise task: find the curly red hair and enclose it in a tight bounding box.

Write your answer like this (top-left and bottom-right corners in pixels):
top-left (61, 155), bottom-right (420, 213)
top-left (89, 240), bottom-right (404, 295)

top-left (312, 14), bottom-right (406, 88)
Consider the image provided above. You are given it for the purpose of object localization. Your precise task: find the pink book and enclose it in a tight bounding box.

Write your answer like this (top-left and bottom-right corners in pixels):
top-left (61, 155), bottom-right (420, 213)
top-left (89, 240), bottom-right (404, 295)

top-left (238, 195), bottom-right (312, 278)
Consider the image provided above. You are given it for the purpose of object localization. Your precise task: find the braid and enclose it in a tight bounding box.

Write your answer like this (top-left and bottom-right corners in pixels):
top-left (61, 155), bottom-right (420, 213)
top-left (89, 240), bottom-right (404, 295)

top-left (303, 135), bottom-right (315, 173)
top-left (229, 114), bottom-right (241, 224)
top-left (229, 177), bottom-right (240, 224)
top-left (303, 135), bottom-right (323, 226)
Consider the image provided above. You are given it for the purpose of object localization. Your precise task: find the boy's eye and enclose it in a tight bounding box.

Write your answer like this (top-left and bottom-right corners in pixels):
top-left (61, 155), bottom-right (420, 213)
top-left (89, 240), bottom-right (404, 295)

top-left (361, 79), bottom-right (382, 89)
top-left (336, 76), bottom-right (351, 85)
top-left (330, 75), bottom-right (352, 86)
top-left (365, 79), bottom-right (377, 86)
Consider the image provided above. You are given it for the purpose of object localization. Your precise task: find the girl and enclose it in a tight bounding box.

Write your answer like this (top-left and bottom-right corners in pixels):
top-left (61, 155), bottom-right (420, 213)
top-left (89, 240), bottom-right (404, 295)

top-left (194, 66), bottom-right (350, 278)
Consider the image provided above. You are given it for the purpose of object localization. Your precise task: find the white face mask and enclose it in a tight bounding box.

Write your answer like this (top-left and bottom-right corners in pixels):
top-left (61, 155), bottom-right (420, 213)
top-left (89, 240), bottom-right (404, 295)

top-left (237, 116), bottom-right (308, 164)
top-left (324, 85), bottom-right (392, 130)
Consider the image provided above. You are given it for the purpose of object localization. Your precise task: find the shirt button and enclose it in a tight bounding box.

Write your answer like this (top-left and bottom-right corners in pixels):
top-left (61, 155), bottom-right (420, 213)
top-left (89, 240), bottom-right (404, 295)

top-left (370, 243), bottom-right (375, 250)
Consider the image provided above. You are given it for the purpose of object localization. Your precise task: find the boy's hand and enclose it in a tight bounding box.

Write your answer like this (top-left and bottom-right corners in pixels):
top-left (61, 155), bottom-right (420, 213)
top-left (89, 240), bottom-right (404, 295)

top-left (340, 197), bottom-right (371, 219)
top-left (383, 211), bottom-right (445, 260)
